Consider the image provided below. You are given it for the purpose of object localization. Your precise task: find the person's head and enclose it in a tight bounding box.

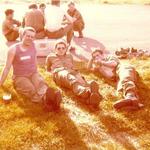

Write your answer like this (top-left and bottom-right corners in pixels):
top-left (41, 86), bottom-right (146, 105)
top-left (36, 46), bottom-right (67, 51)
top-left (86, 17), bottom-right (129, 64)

top-left (5, 9), bottom-right (14, 19)
top-left (92, 49), bottom-right (103, 60)
top-left (55, 40), bottom-right (67, 56)
top-left (39, 3), bottom-right (46, 12)
top-left (51, 0), bottom-right (60, 7)
top-left (21, 27), bottom-right (36, 46)
top-left (68, 1), bottom-right (75, 12)
top-left (28, 3), bottom-right (38, 9)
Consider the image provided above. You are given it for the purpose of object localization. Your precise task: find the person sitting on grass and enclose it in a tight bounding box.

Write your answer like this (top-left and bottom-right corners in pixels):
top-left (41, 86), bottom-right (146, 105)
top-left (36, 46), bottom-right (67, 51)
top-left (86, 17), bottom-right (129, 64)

top-left (67, 1), bottom-right (85, 38)
top-left (46, 40), bottom-right (102, 109)
top-left (2, 9), bottom-right (21, 42)
top-left (0, 27), bottom-right (62, 112)
top-left (87, 49), bottom-right (144, 110)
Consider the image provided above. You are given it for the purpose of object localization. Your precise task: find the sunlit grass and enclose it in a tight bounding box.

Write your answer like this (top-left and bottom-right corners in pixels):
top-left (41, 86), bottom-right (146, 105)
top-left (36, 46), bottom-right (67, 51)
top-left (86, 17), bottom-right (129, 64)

top-left (0, 58), bottom-right (150, 149)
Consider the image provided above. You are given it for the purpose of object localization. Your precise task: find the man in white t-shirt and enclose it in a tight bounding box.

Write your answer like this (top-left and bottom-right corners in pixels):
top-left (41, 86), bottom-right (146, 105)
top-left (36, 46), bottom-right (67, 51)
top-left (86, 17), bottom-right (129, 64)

top-left (45, 1), bottom-right (76, 45)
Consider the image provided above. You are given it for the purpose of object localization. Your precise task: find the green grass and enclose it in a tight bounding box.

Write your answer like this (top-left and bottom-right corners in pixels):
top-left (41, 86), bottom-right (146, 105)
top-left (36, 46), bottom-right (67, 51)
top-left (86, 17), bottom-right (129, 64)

top-left (0, 58), bottom-right (150, 150)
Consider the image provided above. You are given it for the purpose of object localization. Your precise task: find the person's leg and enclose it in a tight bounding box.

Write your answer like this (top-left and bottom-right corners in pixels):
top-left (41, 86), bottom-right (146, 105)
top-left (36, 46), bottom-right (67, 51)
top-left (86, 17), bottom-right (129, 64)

top-left (46, 24), bottom-right (73, 44)
top-left (53, 70), bottom-right (89, 96)
top-left (53, 70), bottom-right (101, 107)
top-left (114, 66), bottom-right (143, 109)
top-left (13, 76), bottom-right (42, 102)
top-left (73, 20), bottom-right (84, 38)
top-left (31, 73), bottom-right (62, 111)
top-left (71, 75), bottom-right (101, 107)
top-left (31, 73), bottom-right (48, 96)
top-left (5, 30), bottom-right (19, 41)
top-left (35, 30), bottom-right (46, 39)
top-left (64, 23), bottom-right (74, 44)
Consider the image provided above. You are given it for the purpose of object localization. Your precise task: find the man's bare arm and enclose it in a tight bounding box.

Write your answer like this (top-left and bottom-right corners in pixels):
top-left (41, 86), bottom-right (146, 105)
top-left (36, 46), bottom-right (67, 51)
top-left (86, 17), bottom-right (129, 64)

top-left (45, 56), bottom-right (52, 72)
top-left (87, 58), bottom-right (94, 70)
top-left (100, 60), bottom-right (118, 68)
top-left (65, 12), bottom-right (76, 23)
top-left (0, 47), bottom-right (16, 86)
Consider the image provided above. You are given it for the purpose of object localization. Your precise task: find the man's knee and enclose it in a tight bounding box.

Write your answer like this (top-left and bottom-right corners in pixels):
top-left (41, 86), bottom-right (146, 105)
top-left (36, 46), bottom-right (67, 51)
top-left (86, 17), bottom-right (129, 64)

top-left (14, 78), bottom-right (36, 97)
top-left (72, 82), bottom-right (90, 98)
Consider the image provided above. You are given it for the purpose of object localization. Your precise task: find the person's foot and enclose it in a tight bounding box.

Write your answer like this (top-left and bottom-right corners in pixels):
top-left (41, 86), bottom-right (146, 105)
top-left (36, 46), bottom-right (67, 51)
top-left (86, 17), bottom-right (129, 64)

top-left (113, 98), bottom-right (144, 110)
top-left (69, 46), bottom-right (76, 52)
top-left (53, 90), bottom-right (62, 111)
top-left (89, 81), bottom-right (102, 108)
top-left (78, 35), bottom-right (83, 38)
top-left (89, 93), bottom-right (101, 108)
top-left (78, 31), bottom-right (83, 38)
top-left (90, 81), bottom-right (99, 93)
top-left (43, 87), bottom-right (62, 112)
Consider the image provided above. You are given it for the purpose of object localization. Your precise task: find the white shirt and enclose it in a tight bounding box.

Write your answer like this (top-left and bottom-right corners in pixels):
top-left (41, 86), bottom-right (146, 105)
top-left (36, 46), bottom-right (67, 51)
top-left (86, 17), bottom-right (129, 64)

top-left (45, 6), bottom-right (65, 32)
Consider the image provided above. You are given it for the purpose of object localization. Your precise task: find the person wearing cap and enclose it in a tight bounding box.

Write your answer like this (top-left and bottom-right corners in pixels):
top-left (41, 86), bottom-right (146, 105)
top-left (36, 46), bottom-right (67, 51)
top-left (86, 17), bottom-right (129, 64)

top-left (67, 1), bottom-right (85, 38)
top-left (87, 49), bottom-right (144, 110)
top-left (2, 9), bottom-right (21, 41)
top-left (45, 0), bottom-right (76, 45)
top-left (46, 40), bottom-right (102, 109)
top-left (0, 27), bottom-right (62, 112)
top-left (22, 4), bottom-right (45, 39)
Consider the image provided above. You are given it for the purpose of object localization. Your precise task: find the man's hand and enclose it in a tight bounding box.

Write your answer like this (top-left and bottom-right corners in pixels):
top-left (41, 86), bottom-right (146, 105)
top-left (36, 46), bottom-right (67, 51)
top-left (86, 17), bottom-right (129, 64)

top-left (72, 17), bottom-right (77, 22)
top-left (13, 26), bottom-right (19, 31)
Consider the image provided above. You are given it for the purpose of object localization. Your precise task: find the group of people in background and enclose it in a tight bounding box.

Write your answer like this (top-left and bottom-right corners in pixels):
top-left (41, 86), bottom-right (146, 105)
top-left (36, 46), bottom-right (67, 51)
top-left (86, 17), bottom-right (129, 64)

top-left (0, 1), bottom-right (144, 112)
top-left (2, 1), bottom-right (84, 45)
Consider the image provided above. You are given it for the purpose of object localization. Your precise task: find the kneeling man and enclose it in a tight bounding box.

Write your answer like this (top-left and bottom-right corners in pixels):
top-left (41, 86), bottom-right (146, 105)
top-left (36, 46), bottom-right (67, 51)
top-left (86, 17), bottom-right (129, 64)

top-left (0, 27), bottom-right (62, 111)
top-left (46, 40), bottom-right (101, 108)
top-left (87, 49), bottom-right (144, 110)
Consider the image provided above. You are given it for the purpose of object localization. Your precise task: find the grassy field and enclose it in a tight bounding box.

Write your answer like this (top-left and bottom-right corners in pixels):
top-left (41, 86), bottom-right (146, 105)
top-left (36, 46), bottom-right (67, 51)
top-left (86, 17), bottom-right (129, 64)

top-left (0, 58), bottom-right (150, 150)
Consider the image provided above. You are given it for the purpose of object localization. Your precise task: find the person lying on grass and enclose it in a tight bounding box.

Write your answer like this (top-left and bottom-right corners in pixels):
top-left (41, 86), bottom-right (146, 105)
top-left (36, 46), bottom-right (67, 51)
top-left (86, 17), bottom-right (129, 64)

top-left (46, 39), bottom-right (102, 109)
top-left (0, 27), bottom-right (62, 112)
top-left (87, 49), bottom-right (144, 110)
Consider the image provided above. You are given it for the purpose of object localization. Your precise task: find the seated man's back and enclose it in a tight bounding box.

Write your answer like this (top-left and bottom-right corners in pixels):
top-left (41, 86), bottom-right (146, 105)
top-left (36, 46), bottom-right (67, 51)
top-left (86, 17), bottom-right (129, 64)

top-left (24, 9), bottom-right (45, 32)
top-left (23, 8), bottom-right (45, 39)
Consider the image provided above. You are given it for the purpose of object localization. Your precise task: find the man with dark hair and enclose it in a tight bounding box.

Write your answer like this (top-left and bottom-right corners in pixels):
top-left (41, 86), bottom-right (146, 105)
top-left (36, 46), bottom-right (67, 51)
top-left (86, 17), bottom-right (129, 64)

top-left (2, 9), bottom-right (21, 41)
top-left (46, 40), bottom-right (102, 109)
top-left (51, 0), bottom-right (60, 6)
top-left (28, 3), bottom-right (38, 9)
top-left (0, 27), bottom-right (62, 112)
top-left (39, 3), bottom-right (46, 15)
top-left (87, 49), bottom-right (144, 110)
top-left (45, 1), bottom-right (76, 45)
top-left (67, 1), bottom-right (85, 38)
top-left (22, 3), bottom-right (45, 39)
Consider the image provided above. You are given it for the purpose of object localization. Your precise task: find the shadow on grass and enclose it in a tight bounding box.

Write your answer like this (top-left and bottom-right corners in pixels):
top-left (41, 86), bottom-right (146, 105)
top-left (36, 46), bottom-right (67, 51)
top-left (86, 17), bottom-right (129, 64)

top-left (94, 76), bottom-right (150, 150)
top-left (97, 113), bottom-right (138, 150)
top-left (2, 84), bottom-right (89, 150)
